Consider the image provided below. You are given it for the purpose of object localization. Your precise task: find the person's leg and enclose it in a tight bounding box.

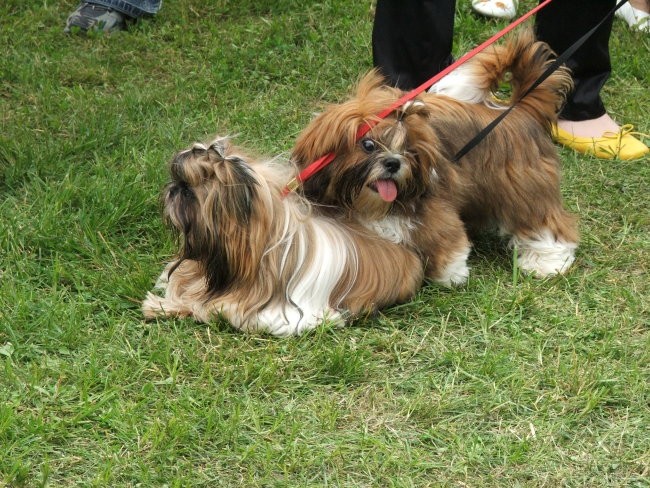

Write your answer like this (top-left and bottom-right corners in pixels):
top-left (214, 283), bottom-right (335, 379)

top-left (88, 0), bottom-right (162, 18)
top-left (536, 0), bottom-right (648, 159)
top-left (373, 0), bottom-right (456, 90)
top-left (536, 0), bottom-right (614, 127)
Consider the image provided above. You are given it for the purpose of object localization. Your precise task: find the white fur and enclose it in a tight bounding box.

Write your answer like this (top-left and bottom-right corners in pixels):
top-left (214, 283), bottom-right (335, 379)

top-left (153, 263), bottom-right (172, 290)
top-left (253, 220), bottom-right (352, 336)
top-left (428, 64), bottom-right (489, 104)
top-left (402, 100), bottom-right (426, 111)
top-left (435, 244), bottom-right (471, 287)
top-left (362, 215), bottom-right (416, 244)
top-left (428, 65), bottom-right (510, 111)
top-left (510, 229), bottom-right (577, 277)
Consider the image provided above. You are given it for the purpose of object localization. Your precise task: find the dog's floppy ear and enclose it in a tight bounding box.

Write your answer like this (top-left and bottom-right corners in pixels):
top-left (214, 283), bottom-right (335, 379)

top-left (292, 70), bottom-right (400, 167)
top-left (164, 182), bottom-right (234, 295)
top-left (292, 103), bottom-right (371, 167)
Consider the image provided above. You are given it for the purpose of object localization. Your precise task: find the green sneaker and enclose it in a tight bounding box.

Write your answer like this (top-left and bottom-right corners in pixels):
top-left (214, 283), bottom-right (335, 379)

top-left (64, 3), bottom-right (128, 33)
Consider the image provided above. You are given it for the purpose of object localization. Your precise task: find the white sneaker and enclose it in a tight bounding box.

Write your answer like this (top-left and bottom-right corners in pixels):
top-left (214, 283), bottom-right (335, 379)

top-left (471, 0), bottom-right (518, 20)
top-left (615, 3), bottom-right (650, 32)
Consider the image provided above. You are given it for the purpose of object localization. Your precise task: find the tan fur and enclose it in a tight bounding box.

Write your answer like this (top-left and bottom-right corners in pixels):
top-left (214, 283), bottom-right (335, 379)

top-left (143, 138), bottom-right (423, 335)
top-left (292, 30), bottom-right (578, 280)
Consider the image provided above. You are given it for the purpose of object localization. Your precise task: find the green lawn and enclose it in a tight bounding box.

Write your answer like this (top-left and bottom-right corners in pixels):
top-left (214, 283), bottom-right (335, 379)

top-left (1, 0), bottom-right (649, 486)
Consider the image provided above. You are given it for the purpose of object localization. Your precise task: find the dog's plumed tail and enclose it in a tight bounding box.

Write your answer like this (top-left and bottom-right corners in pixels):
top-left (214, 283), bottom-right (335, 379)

top-left (429, 29), bottom-right (573, 128)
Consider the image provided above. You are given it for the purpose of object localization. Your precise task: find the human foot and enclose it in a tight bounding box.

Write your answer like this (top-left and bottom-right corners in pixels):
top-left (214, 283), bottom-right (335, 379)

top-left (557, 114), bottom-right (621, 138)
top-left (553, 115), bottom-right (649, 160)
top-left (64, 3), bottom-right (128, 33)
top-left (616, 0), bottom-right (650, 32)
top-left (471, 0), bottom-right (518, 20)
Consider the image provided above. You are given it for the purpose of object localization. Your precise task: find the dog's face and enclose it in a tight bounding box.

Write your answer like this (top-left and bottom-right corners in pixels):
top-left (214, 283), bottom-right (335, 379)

top-left (292, 73), bottom-right (445, 220)
top-left (164, 140), bottom-right (273, 294)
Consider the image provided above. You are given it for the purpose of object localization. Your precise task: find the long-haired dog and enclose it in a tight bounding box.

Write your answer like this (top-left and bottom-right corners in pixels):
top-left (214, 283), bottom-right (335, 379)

top-left (292, 31), bottom-right (578, 283)
top-left (142, 138), bottom-right (423, 336)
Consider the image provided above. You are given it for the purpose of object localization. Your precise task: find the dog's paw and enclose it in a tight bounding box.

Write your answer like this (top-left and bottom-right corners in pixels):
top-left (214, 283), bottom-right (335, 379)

top-left (433, 246), bottom-right (471, 287)
top-left (142, 292), bottom-right (166, 319)
top-left (511, 231), bottom-right (577, 277)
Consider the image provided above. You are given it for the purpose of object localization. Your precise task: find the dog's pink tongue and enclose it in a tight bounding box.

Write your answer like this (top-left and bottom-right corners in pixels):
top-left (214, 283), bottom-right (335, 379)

top-left (375, 179), bottom-right (398, 202)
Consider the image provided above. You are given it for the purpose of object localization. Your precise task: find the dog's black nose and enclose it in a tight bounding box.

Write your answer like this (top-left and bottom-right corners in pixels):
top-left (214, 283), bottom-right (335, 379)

top-left (383, 158), bottom-right (401, 174)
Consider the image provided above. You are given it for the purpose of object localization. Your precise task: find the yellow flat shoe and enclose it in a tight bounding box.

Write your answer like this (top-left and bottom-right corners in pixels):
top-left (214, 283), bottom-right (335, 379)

top-left (552, 123), bottom-right (649, 160)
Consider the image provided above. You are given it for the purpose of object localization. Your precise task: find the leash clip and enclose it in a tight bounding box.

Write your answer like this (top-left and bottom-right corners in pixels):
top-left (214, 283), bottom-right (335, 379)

top-left (281, 177), bottom-right (300, 197)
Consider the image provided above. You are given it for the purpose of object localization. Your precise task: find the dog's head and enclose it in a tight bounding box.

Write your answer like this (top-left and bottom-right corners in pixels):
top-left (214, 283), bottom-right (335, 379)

top-left (292, 71), bottom-right (445, 220)
top-left (164, 139), bottom-right (274, 294)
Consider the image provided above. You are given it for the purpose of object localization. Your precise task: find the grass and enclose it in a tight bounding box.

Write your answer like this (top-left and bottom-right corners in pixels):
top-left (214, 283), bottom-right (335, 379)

top-left (1, 0), bottom-right (649, 486)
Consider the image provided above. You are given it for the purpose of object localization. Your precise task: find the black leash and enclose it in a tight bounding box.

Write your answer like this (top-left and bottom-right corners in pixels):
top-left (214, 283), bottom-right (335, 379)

top-left (451, 0), bottom-right (630, 163)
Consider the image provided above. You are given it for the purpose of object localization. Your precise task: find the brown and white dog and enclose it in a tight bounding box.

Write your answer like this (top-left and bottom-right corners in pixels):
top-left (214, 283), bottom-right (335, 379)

top-left (292, 31), bottom-right (578, 283)
top-left (142, 138), bottom-right (423, 335)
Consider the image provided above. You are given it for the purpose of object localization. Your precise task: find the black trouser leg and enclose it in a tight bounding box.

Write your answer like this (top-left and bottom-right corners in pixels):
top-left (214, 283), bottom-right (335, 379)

top-left (535, 0), bottom-right (615, 121)
top-left (373, 0), bottom-right (457, 90)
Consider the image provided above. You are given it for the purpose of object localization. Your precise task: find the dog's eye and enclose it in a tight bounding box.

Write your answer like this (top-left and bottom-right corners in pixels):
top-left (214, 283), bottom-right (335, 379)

top-left (360, 139), bottom-right (377, 153)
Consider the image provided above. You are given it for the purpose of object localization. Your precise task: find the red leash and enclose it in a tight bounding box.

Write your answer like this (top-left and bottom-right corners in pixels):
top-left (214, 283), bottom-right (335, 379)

top-left (282, 0), bottom-right (554, 196)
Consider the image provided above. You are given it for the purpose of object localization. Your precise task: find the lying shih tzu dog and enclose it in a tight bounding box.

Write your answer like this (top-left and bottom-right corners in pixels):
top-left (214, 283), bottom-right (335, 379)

top-left (142, 138), bottom-right (423, 336)
top-left (292, 31), bottom-right (578, 283)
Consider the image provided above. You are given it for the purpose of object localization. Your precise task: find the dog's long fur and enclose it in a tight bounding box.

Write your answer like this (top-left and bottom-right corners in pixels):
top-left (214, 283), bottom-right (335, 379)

top-left (142, 138), bottom-right (423, 336)
top-left (292, 31), bottom-right (578, 281)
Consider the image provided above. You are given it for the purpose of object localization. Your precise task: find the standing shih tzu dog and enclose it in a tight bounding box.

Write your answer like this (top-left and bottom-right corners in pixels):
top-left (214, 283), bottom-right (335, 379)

top-left (142, 138), bottom-right (423, 336)
top-left (292, 31), bottom-right (578, 282)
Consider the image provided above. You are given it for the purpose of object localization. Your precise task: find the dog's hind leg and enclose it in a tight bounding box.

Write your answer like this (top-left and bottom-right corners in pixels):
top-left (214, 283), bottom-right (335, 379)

top-left (509, 208), bottom-right (578, 277)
